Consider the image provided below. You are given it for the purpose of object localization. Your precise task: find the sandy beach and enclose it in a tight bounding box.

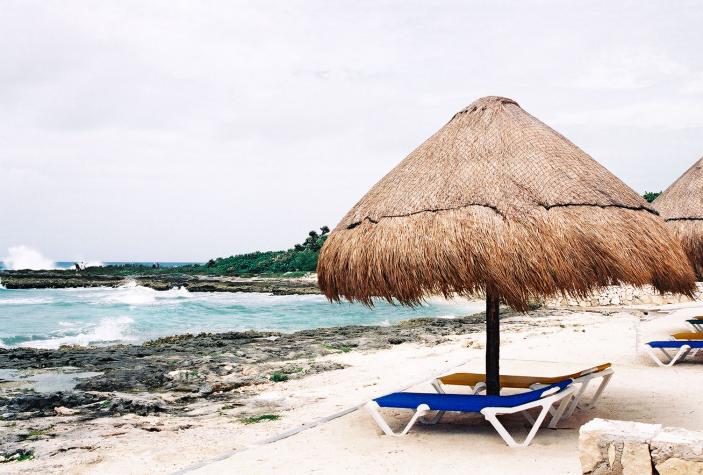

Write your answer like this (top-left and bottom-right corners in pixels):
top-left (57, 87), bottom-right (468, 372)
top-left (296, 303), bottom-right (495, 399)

top-left (4, 2), bottom-right (702, 473)
top-left (3, 302), bottom-right (702, 474)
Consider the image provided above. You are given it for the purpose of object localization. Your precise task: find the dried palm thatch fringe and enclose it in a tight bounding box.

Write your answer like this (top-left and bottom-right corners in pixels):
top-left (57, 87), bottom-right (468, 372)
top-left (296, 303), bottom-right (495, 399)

top-left (318, 96), bottom-right (696, 311)
top-left (654, 157), bottom-right (703, 277)
top-left (664, 221), bottom-right (703, 278)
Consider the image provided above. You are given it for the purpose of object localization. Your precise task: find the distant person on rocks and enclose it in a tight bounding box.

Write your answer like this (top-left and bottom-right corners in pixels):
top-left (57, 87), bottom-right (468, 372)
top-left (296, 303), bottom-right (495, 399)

top-left (74, 263), bottom-right (81, 271)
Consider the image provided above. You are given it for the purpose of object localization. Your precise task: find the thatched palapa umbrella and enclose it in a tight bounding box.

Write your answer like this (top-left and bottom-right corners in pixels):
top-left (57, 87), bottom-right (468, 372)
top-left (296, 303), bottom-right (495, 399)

top-left (653, 157), bottom-right (703, 277)
top-left (318, 96), bottom-right (695, 395)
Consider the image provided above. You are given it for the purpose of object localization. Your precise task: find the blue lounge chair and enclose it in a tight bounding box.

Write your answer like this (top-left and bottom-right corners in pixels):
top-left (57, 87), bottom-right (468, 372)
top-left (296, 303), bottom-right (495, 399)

top-left (645, 340), bottom-right (703, 367)
top-left (365, 380), bottom-right (575, 447)
top-left (430, 364), bottom-right (613, 427)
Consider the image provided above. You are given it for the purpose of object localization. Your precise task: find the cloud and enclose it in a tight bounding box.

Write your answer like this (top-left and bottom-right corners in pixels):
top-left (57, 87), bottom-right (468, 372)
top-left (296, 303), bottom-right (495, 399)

top-left (570, 49), bottom-right (689, 90)
top-left (553, 100), bottom-right (703, 129)
top-left (1, 1), bottom-right (702, 259)
top-left (681, 73), bottom-right (703, 94)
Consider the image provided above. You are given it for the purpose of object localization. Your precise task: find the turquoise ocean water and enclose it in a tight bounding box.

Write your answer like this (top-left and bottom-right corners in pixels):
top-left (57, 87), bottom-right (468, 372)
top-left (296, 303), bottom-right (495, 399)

top-left (0, 282), bottom-right (484, 349)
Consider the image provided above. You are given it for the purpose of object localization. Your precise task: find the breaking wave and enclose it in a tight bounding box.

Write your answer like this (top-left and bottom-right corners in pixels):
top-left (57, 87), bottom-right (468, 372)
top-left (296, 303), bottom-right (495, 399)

top-left (17, 316), bottom-right (136, 349)
top-left (0, 297), bottom-right (54, 305)
top-left (2, 246), bottom-right (56, 270)
top-left (102, 281), bottom-right (192, 305)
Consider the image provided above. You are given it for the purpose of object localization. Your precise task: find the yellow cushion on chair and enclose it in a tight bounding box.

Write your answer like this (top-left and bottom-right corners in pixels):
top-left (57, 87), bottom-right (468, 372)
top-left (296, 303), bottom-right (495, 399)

top-left (438, 363), bottom-right (612, 388)
top-left (672, 332), bottom-right (703, 340)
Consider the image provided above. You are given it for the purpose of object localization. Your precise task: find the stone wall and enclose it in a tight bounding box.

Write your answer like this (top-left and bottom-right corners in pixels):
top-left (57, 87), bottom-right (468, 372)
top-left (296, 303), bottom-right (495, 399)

top-left (546, 284), bottom-right (703, 308)
top-left (579, 418), bottom-right (703, 474)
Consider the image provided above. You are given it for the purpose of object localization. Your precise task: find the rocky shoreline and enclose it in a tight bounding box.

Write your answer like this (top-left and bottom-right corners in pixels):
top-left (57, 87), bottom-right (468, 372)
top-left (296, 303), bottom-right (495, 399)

top-left (0, 270), bottom-right (320, 295)
top-left (0, 307), bottom-right (568, 464)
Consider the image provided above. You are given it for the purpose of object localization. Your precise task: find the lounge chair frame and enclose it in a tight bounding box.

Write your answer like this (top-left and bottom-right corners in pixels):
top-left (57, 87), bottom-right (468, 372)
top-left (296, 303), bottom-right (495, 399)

top-left (645, 344), bottom-right (695, 367)
top-left (365, 385), bottom-right (576, 448)
top-left (431, 367), bottom-right (613, 428)
top-left (687, 320), bottom-right (703, 332)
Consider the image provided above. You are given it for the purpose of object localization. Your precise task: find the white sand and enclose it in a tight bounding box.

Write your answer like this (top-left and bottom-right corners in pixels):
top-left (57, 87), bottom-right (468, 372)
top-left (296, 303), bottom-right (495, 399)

top-left (188, 305), bottom-right (703, 475)
top-left (4, 305), bottom-right (703, 474)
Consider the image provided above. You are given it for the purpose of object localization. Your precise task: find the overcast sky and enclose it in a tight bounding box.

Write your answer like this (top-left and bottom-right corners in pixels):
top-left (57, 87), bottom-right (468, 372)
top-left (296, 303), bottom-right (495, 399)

top-left (2, 1), bottom-right (702, 261)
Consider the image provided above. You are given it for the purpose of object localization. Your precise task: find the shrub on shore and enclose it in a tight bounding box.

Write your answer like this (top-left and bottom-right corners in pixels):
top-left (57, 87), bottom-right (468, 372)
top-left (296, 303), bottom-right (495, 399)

top-left (71, 226), bottom-right (330, 277)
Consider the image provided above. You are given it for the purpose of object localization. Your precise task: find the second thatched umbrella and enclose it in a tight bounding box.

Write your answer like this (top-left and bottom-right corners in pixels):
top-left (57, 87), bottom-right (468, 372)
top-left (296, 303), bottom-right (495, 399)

top-left (318, 96), bottom-right (695, 395)
top-left (653, 156), bottom-right (703, 277)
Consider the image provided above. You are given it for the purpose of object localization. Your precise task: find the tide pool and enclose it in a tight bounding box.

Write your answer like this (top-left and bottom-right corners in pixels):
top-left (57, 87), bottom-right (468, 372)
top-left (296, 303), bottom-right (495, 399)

top-left (0, 283), bottom-right (484, 349)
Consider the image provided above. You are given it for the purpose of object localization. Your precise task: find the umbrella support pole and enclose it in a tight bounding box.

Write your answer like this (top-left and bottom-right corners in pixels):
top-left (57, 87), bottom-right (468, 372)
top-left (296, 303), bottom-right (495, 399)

top-left (485, 292), bottom-right (500, 395)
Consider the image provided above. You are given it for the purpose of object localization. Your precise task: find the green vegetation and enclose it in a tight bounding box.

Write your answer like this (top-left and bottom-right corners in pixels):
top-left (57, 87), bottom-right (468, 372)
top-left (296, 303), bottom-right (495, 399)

top-left (1, 449), bottom-right (34, 463)
top-left (323, 343), bottom-right (352, 353)
top-left (204, 226), bottom-right (329, 275)
top-left (643, 191), bottom-right (661, 203)
top-left (269, 372), bottom-right (289, 382)
top-left (240, 414), bottom-right (281, 424)
top-left (17, 452), bottom-right (34, 462)
top-left (76, 226), bottom-right (331, 277)
top-left (23, 428), bottom-right (52, 439)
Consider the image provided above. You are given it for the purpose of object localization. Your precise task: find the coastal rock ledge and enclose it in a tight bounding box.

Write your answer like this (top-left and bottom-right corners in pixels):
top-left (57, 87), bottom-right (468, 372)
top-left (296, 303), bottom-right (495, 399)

top-left (579, 418), bottom-right (703, 474)
top-left (547, 283), bottom-right (703, 308)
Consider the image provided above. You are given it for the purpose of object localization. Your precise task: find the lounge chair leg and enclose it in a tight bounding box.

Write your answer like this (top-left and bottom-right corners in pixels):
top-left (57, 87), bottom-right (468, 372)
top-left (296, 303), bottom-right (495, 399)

top-left (481, 387), bottom-right (576, 447)
top-left (431, 380), bottom-right (445, 394)
top-left (522, 411), bottom-right (536, 425)
top-left (471, 382), bottom-right (487, 395)
top-left (483, 402), bottom-right (551, 448)
top-left (578, 372), bottom-right (613, 410)
top-left (547, 389), bottom-right (575, 429)
top-left (425, 381), bottom-right (450, 424)
top-left (419, 410), bottom-right (445, 425)
top-left (560, 378), bottom-right (591, 421)
top-left (646, 346), bottom-right (691, 367)
top-left (645, 346), bottom-right (672, 367)
top-left (365, 402), bottom-right (429, 437)
top-left (559, 369), bottom-right (615, 420)
top-left (677, 347), bottom-right (693, 364)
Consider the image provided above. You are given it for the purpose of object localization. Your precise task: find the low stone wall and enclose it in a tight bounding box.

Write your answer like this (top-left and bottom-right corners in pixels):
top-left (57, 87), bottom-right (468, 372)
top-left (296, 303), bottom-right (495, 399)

top-left (579, 418), bottom-right (703, 474)
top-left (546, 284), bottom-right (703, 308)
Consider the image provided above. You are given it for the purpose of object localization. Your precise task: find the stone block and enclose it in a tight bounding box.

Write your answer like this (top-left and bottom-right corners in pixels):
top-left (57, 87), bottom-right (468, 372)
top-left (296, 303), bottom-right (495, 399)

top-left (656, 458), bottom-right (703, 475)
top-left (621, 442), bottom-right (651, 475)
top-left (579, 419), bottom-right (661, 473)
top-left (651, 427), bottom-right (703, 465)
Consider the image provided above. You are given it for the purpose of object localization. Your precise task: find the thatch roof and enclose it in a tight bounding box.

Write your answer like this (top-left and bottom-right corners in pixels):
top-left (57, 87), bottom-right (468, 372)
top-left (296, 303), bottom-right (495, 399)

top-left (318, 96), bottom-right (695, 310)
top-left (653, 157), bottom-right (703, 275)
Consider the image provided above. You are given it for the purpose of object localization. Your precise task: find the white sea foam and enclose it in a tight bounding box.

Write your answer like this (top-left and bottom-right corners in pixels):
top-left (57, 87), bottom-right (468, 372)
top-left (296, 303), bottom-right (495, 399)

top-left (83, 260), bottom-right (105, 268)
top-left (2, 246), bottom-right (57, 270)
top-left (18, 316), bottom-right (135, 349)
top-left (0, 279), bottom-right (5, 289)
top-left (162, 286), bottom-right (191, 298)
top-left (103, 282), bottom-right (192, 305)
top-left (58, 321), bottom-right (79, 327)
top-left (0, 297), bottom-right (54, 305)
